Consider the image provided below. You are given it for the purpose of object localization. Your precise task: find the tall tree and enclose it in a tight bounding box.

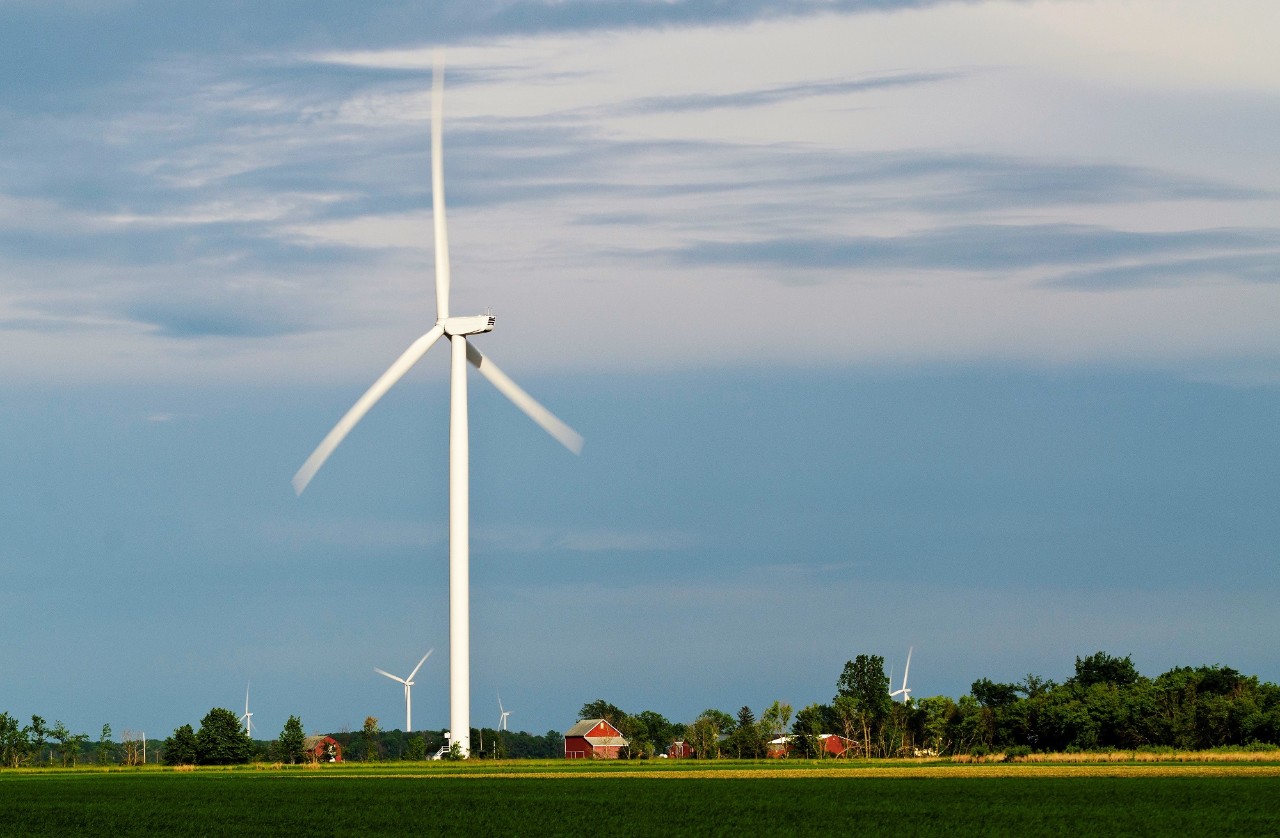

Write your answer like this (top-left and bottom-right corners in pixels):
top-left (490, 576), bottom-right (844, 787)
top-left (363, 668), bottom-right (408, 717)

top-left (687, 715), bottom-right (721, 759)
top-left (728, 706), bottom-right (764, 758)
top-left (0, 713), bottom-right (28, 768)
top-left (277, 716), bottom-right (306, 765)
top-left (760, 701), bottom-right (793, 754)
top-left (577, 700), bottom-right (626, 728)
top-left (362, 716), bottom-right (382, 762)
top-left (634, 710), bottom-right (677, 754)
top-left (26, 716), bottom-right (48, 765)
top-left (792, 703), bottom-right (830, 758)
top-left (97, 724), bottom-right (114, 766)
top-left (195, 708), bottom-right (253, 765)
top-left (163, 724), bottom-right (199, 766)
top-left (1071, 652), bottom-right (1140, 689)
top-left (836, 654), bottom-right (892, 756)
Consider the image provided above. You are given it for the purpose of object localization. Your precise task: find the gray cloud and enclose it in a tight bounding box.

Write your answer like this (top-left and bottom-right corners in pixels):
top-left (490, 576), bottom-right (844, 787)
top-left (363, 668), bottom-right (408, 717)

top-left (611, 70), bottom-right (964, 114)
top-left (1046, 252), bottom-right (1280, 291)
top-left (124, 299), bottom-right (311, 339)
top-left (661, 225), bottom-right (1280, 274)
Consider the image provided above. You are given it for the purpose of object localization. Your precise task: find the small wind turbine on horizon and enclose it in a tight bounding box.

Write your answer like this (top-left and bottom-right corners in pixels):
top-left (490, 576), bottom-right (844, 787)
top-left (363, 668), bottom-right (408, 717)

top-left (375, 648), bottom-right (433, 733)
top-left (241, 683), bottom-right (255, 737)
top-left (292, 56), bottom-right (582, 758)
top-left (890, 647), bottom-right (913, 704)
top-left (498, 693), bottom-right (511, 732)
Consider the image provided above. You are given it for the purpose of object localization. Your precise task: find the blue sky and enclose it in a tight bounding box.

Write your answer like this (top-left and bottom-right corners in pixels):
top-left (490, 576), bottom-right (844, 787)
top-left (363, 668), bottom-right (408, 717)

top-left (2, 0), bottom-right (1278, 741)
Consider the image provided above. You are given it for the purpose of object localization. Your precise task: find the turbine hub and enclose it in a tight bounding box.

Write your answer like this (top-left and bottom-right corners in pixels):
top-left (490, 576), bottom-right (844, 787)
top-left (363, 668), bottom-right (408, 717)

top-left (442, 314), bottom-right (496, 336)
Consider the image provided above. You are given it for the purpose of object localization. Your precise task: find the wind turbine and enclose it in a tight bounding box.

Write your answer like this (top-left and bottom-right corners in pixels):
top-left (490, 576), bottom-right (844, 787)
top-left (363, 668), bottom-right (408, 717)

top-left (375, 648), bottom-right (433, 733)
top-left (240, 683), bottom-right (255, 737)
top-left (498, 693), bottom-right (511, 732)
top-left (292, 57), bottom-right (583, 758)
top-left (890, 647), bottom-right (913, 704)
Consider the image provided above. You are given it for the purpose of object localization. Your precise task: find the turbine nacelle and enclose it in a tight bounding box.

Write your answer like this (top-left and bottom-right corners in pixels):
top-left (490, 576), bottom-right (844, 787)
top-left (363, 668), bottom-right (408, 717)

top-left (442, 314), bottom-right (496, 336)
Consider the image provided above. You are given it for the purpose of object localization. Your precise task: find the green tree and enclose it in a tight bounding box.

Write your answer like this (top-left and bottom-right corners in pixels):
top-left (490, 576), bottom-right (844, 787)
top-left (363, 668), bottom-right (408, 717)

top-left (577, 700), bottom-right (626, 728)
top-left (195, 708), bottom-right (253, 765)
top-left (836, 654), bottom-right (892, 756)
top-left (1071, 652), bottom-right (1140, 689)
top-left (792, 703), bottom-right (830, 758)
top-left (760, 701), bottom-right (793, 755)
top-left (97, 724), bottom-right (114, 766)
top-left (915, 696), bottom-right (955, 755)
top-left (687, 714), bottom-right (721, 759)
top-left (26, 716), bottom-right (48, 765)
top-left (405, 734), bottom-right (427, 761)
top-left (699, 708), bottom-right (737, 736)
top-left (0, 712), bottom-right (28, 768)
top-left (361, 716), bottom-right (382, 761)
top-left (728, 706), bottom-right (764, 758)
top-left (163, 724), bottom-right (199, 766)
top-left (617, 715), bottom-right (654, 759)
top-left (277, 716), bottom-right (306, 765)
top-left (634, 710), bottom-right (677, 754)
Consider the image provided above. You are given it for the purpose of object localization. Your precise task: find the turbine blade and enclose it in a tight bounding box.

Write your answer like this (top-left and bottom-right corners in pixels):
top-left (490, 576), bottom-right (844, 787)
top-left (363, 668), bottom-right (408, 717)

top-left (466, 344), bottom-right (583, 454)
top-left (292, 325), bottom-right (446, 495)
top-left (408, 648), bottom-right (434, 682)
top-left (903, 647), bottom-right (912, 689)
top-left (375, 667), bottom-right (408, 685)
top-left (432, 55), bottom-right (450, 321)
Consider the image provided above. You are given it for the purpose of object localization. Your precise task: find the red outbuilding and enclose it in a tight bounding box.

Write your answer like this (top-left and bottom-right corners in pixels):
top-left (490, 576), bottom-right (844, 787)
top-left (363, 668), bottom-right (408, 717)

top-left (563, 719), bottom-right (628, 759)
top-left (766, 734), bottom-right (856, 758)
top-left (304, 735), bottom-right (343, 763)
top-left (667, 739), bottom-right (695, 759)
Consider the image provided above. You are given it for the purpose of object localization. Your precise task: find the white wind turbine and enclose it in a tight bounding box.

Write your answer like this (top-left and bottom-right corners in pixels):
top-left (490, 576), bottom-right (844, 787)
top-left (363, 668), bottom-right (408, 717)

top-left (498, 693), bottom-right (511, 732)
top-left (292, 58), bottom-right (583, 758)
top-left (890, 647), bottom-right (913, 704)
top-left (241, 683), bottom-right (255, 737)
top-left (375, 648), bottom-right (433, 733)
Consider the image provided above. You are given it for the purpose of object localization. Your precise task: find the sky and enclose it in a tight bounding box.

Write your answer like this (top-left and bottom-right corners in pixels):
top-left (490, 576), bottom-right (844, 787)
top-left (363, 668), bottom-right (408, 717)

top-left (1, 0), bottom-right (1278, 742)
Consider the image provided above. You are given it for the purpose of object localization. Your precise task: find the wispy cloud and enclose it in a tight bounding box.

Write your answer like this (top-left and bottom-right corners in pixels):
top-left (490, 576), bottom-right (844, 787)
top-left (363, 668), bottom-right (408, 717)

top-left (661, 225), bottom-right (1280, 275)
top-left (1045, 251), bottom-right (1280, 291)
top-left (611, 70), bottom-right (964, 114)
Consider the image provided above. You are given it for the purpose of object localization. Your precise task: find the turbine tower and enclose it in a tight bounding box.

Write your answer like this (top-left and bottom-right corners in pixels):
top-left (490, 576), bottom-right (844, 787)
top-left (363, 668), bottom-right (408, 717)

top-left (292, 58), bottom-right (583, 758)
top-left (240, 683), bottom-right (255, 737)
top-left (890, 647), bottom-right (913, 704)
top-left (498, 693), bottom-right (511, 732)
top-left (375, 648), bottom-right (433, 733)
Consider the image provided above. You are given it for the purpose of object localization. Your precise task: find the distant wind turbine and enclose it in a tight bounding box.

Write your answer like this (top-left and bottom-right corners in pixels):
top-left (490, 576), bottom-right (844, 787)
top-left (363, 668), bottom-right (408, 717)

top-left (375, 648), bottom-right (433, 733)
top-left (890, 647), bottom-right (913, 704)
top-left (291, 57), bottom-right (583, 758)
top-left (498, 693), bottom-right (511, 732)
top-left (241, 683), bottom-right (255, 737)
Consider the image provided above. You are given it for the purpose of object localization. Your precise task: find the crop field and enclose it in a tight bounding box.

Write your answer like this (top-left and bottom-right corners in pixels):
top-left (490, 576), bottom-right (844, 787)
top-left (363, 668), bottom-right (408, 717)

top-left (3, 760), bottom-right (1279, 836)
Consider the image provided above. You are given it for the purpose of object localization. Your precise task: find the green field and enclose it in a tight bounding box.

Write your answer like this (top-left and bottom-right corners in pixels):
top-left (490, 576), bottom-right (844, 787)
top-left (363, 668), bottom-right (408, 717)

top-left (3, 761), bottom-right (1279, 836)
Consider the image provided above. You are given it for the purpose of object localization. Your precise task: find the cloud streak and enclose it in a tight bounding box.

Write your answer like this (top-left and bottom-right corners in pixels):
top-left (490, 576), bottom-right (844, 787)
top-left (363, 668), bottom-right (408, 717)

top-left (661, 225), bottom-right (1280, 276)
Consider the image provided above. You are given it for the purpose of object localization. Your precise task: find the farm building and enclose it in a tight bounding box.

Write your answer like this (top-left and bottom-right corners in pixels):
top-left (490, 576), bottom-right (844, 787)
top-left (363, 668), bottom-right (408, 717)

top-left (667, 740), bottom-right (695, 759)
top-left (766, 734), bottom-right (857, 758)
top-left (304, 735), bottom-right (343, 763)
top-left (564, 719), bottom-right (628, 759)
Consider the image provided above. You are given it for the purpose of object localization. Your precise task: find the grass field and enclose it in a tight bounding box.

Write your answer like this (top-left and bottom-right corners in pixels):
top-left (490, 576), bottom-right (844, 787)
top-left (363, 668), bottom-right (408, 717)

top-left (3, 759), bottom-right (1279, 836)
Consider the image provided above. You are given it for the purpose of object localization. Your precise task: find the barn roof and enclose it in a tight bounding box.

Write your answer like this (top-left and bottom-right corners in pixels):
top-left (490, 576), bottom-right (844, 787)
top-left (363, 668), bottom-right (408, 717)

top-left (304, 735), bottom-right (338, 748)
top-left (565, 718), bottom-right (619, 737)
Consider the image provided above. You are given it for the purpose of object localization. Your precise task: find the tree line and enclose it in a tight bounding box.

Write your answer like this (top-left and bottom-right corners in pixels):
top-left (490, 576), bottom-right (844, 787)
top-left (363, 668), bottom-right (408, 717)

top-left (0, 716), bottom-right (128, 768)
top-left (577, 652), bottom-right (1280, 758)
top-left (5, 651), bottom-right (1276, 767)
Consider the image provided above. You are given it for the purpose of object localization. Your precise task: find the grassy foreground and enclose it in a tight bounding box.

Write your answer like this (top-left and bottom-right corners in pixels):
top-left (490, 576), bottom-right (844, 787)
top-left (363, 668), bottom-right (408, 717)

top-left (2, 759), bottom-right (1279, 836)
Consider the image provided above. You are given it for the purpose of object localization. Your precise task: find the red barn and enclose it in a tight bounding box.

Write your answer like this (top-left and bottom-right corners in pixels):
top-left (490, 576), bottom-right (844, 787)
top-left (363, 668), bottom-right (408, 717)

top-left (304, 735), bottom-right (343, 763)
top-left (767, 734), bottom-right (856, 758)
top-left (563, 719), bottom-right (628, 759)
top-left (667, 740), bottom-right (695, 759)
